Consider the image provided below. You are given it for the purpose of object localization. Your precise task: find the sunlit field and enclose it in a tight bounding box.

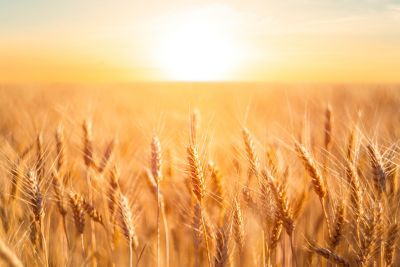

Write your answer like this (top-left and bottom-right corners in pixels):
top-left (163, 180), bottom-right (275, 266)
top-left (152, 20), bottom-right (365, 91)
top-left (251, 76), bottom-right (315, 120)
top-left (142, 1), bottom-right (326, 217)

top-left (0, 84), bottom-right (399, 267)
top-left (2, 0), bottom-right (400, 266)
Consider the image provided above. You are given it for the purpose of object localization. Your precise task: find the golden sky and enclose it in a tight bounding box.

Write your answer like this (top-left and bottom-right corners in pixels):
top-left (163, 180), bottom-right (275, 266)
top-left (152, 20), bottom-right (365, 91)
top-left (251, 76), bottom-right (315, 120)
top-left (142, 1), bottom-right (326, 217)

top-left (1, 1), bottom-right (400, 82)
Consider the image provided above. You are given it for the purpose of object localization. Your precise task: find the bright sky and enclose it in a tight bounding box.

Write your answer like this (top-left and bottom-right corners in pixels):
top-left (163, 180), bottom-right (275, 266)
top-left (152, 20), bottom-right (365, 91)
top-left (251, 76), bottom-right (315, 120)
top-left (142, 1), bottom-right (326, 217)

top-left (1, 0), bottom-right (400, 82)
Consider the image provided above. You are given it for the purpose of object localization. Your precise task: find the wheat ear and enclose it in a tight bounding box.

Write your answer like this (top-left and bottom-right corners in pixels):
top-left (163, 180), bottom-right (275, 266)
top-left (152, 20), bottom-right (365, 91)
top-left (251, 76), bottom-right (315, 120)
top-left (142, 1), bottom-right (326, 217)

top-left (117, 193), bottom-right (138, 267)
top-left (51, 170), bottom-right (70, 248)
top-left (187, 145), bottom-right (205, 203)
top-left (9, 160), bottom-right (21, 203)
top-left (308, 243), bottom-right (350, 267)
top-left (26, 170), bottom-right (48, 267)
top-left (367, 144), bottom-right (387, 194)
top-left (35, 133), bottom-right (45, 182)
top-left (214, 219), bottom-right (230, 267)
top-left (242, 128), bottom-right (259, 184)
top-left (295, 142), bottom-right (330, 237)
top-left (151, 135), bottom-right (169, 267)
top-left (295, 142), bottom-right (326, 199)
top-left (82, 120), bottom-right (94, 168)
top-left (232, 198), bottom-right (244, 254)
top-left (55, 125), bottom-right (65, 172)
top-left (82, 119), bottom-right (98, 266)
top-left (263, 170), bottom-right (296, 265)
top-left (208, 161), bottom-right (225, 221)
top-left (329, 200), bottom-right (345, 250)
top-left (384, 222), bottom-right (399, 267)
top-left (97, 138), bottom-right (115, 173)
top-left (190, 109), bottom-right (200, 146)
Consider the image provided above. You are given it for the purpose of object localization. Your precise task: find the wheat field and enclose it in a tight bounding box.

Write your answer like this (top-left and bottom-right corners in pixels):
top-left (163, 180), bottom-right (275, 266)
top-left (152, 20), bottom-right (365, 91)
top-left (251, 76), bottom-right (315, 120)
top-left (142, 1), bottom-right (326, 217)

top-left (0, 84), bottom-right (399, 266)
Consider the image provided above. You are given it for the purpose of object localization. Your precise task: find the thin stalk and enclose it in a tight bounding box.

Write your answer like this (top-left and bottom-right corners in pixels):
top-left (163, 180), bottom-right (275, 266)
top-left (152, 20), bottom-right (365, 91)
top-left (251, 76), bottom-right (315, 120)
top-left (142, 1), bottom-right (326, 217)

top-left (321, 198), bottom-right (333, 267)
top-left (81, 234), bottom-right (86, 262)
top-left (129, 237), bottom-right (133, 267)
top-left (262, 230), bottom-right (266, 267)
top-left (61, 215), bottom-right (70, 249)
top-left (201, 213), bottom-right (212, 267)
top-left (289, 234), bottom-right (297, 267)
top-left (86, 168), bottom-right (97, 267)
top-left (320, 198), bottom-right (331, 238)
top-left (160, 201), bottom-right (169, 267)
top-left (106, 227), bottom-right (116, 267)
top-left (263, 231), bottom-right (272, 267)
top-left (266, 239), bottom-right (271, 267)
top-left (157, 182), bottom-right (160, 267)
top-left (283, 233), bottom-right (286, 267)
top-left (39, 218), bottom-right (49, 267)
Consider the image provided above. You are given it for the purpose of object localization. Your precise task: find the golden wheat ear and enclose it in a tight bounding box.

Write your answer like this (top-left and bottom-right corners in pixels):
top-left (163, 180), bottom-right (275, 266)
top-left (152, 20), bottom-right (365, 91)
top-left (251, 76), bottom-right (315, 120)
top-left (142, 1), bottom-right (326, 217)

top-left (55, 125), bottom-right (65, 173)
top-left (107, 166), bottom-right (120, 221)
top-left (26, 170), bottom-right (43, 222)
top-left (150, 135), bottom-right (162, 183)
top-left (269, 217), bottom-right (283, 250)
top-left (242, 127), bottom-right (259, 184)
top-left (187, 145), bottom-right (205, 204)
top-left (294, 142), bottom-right (326, 199)
top-left (366, 144), bottom-right (387, 194)
top-left (232, 197), bottom-right (244, 253)
top-left (117, 193), bottom-right (138, 267)
top-left (80, 195), bottom-right (104, 226)
top-left (308, 242), bottom-right (350, 267)
top-left (35, 133), bottom-right (45, 182)
top-left (329, 200), bottom-right (345, 250)
top-left (213, 215), bottom-right (230, 267)
top-left (51, 170), bottom-right (67, 216)
top-left (97, 138), bottom-right (115, 173)
top-left (324, 105), bottom-right (333, 150)
top-left (385, 222), bottom-right (399, 266)
top-left (190, 109), bottom-right (200, 146)
top-left (82, 119), bottom-right (94, 168)
top-left (117, 193), bottom-right (139, 249)
top-left (9, 160), bottom-right (21, 203)
top-left (262, 170), bottom-right (294, 236)
top-left (68, 191), bottom-right (85, 235)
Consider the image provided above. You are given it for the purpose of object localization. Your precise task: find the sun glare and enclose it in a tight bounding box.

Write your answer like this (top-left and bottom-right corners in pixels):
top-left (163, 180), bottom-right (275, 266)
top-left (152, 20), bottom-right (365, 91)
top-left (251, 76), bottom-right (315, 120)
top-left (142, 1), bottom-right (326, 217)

top-left (156, 12), bottom-right (242, 81)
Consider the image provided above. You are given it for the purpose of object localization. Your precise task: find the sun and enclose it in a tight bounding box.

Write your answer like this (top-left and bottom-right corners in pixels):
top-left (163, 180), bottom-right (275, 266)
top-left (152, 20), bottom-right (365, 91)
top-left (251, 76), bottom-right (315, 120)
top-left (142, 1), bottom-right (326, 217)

top-left (156, 12), bottom-right (242, 81)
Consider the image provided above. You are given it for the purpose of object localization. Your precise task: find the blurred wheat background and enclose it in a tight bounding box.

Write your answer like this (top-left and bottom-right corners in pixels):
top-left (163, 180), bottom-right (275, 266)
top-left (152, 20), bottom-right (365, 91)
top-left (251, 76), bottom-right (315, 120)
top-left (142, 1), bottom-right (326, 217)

top-left (0, 84), bottom-right (399, 266)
